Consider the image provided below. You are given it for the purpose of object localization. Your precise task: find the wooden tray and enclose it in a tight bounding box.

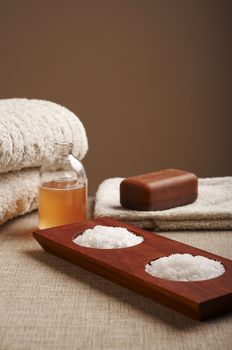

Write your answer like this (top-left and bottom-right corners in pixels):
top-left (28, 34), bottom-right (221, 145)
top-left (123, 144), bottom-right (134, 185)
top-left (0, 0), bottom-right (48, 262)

top-left (33, 218), bottom-right (232, 320)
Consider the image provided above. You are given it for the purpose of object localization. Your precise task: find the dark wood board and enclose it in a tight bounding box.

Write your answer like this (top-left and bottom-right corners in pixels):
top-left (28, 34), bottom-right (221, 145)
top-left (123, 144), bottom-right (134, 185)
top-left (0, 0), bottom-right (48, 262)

top-left (33, 218), bottom-right (232, 320)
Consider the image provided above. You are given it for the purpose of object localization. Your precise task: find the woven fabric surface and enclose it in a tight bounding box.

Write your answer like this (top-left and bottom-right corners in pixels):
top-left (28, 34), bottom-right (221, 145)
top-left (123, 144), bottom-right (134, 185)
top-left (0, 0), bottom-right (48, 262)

top-left (0, 199), bottom-right (231, 350)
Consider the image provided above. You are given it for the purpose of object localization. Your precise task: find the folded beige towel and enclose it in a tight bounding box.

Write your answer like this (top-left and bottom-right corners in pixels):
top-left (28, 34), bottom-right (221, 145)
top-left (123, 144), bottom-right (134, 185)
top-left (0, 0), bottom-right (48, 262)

top-left (0, 168), bottom-right (39, 225)
top-left (0, 98), bottom-right (88, 225)
top-left (0, 99), bottom-right (88, 173)
top-left (94, 177), bottom-right (232, 231)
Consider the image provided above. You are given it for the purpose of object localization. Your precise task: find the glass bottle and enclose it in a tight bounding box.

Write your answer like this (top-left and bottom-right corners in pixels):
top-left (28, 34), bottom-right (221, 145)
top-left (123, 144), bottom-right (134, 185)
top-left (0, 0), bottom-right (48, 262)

top-left (38, 143), bottom-right (87, 229)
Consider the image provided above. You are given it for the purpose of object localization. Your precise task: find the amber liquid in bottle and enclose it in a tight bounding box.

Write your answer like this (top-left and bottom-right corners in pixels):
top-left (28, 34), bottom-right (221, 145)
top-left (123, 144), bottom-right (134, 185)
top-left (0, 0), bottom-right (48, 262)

top-left (38, 180), bottom-right (87, 229)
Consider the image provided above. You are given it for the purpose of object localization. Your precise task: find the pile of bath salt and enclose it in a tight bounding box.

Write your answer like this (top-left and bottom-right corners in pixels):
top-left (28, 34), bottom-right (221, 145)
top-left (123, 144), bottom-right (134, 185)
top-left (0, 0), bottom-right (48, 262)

top-left (145, 253), bottom-right (225, 281)
top-left (73, 225), bottom-right (144, 249)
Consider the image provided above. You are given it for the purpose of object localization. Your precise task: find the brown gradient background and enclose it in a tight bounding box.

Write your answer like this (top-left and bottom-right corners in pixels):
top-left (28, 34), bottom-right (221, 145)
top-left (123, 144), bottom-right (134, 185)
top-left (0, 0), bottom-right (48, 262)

top-left (0, 0), bottom-right (231, 195)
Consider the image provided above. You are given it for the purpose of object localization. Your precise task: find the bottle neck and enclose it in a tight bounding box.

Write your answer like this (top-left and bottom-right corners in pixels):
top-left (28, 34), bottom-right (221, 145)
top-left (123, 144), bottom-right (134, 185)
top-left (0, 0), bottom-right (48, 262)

top-left (54, 142), bottom-right (73, 157)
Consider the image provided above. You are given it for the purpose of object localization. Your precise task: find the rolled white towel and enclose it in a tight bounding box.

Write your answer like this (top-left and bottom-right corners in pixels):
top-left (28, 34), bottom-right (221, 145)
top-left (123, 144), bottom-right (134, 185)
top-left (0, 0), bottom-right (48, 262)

top-left (0, 98), bottom-right (88, 173)
top-left (0, 168), bottom-right (39, 225)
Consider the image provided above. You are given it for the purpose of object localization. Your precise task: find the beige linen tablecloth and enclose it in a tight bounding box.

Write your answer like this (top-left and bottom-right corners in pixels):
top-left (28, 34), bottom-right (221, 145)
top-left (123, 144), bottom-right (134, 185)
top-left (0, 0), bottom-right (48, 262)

top-left (0, 199), bottom-right (231, 350)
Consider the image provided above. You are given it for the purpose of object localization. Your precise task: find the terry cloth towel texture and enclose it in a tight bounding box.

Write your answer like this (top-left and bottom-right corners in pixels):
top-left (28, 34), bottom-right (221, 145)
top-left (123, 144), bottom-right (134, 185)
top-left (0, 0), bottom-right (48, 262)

top-left (0, 169), bottom-right (39, 225)
top-left (94, 177), bottom-right (232, 231)
top-left (0, 98), bottom-right (88, 173)
top-left (0, 98), bottom-right (88, 225)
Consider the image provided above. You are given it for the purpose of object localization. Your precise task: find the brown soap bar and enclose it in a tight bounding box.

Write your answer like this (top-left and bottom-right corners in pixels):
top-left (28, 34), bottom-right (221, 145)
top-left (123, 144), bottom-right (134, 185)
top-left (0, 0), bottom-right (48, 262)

top-left (120, 169), bottom-right (198, 211)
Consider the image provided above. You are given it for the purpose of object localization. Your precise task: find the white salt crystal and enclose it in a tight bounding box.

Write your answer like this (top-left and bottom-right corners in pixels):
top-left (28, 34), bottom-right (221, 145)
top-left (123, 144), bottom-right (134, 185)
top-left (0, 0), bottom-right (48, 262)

top-left (73, 225), bottom-right (143, 249)
top-left (145, 253), bottom-right (225, 281)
